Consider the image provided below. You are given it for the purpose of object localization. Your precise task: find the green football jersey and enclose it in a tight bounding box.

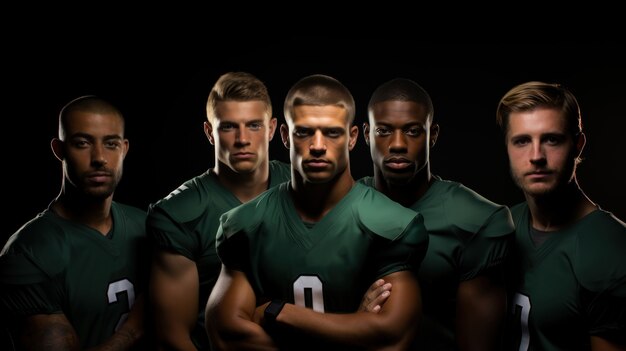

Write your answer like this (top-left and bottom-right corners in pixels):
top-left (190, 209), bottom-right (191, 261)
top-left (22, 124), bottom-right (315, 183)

top-left (146, 160), bottom-right (290, 349)
top-left (217, 181), bottom-right (428, 316)
top-left (0, 202), bottom-right (148, 349)
top-left (360, 176), bottom-right (514, 350)
top-left (506, 204), bottom-right (626, 351)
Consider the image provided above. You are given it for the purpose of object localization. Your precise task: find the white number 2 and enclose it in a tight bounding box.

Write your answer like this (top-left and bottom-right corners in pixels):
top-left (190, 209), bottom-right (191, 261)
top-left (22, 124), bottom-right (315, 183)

top-left (107, 279), bottom-right (135, 331)
top-left (512, 293), bottom-right (530, 351)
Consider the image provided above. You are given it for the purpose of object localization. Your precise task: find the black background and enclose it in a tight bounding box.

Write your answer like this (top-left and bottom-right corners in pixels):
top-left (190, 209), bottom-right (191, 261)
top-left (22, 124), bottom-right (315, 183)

top-left (3, 14), bottom-right (625, 246)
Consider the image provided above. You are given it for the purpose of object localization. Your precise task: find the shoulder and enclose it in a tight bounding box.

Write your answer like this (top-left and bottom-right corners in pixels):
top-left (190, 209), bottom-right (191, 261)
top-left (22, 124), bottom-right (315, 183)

top-left (350, 183), bottom-right (424, 239)
top-left (113, 202), bottom-right (146, 221)
top-left (356, 176), bottom-right (374, 187)
top-left (112, 202), bottom-right (147, 233)
top-left (147, 172), bottom-right (214, 222)
top-left (1, 211), bottom-right (69, 277)
top-left (269, 160), bottom-right (291, 184)
top-left (221, 183), bottom-right (285, 231)
top-left (430, 179), bottom-right (514, 235)
top-left (574, 210), bottom-right (626, 290)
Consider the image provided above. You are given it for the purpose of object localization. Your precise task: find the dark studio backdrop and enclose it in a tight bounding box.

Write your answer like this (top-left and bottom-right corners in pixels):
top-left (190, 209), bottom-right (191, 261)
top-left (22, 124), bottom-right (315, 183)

top-left (3, 26), bottom-right (625, 246)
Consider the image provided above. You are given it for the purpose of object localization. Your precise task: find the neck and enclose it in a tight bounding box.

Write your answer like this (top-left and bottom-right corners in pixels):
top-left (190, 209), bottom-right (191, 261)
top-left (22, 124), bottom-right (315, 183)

top-left (214, 161), bottom-right (270, 203)
top-left (373, 166), bottom-right (432, 208)
top-left (290, 168), bottom-right (355, 223)
top-left (51, 185), bottom-right (113, 236)
top-left (526, 178), bottom-right (597, 231)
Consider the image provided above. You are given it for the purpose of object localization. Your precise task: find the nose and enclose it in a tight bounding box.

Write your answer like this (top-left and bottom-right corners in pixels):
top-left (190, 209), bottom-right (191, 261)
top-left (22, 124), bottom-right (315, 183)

top-left (529, 140), bottom-right (546, 166)
top-left (91, 143), bottom-right (108, 167)
top-left (235, 125), bottom-right (250, 146)
top-left (389, 130), bottom-right (407, 153)
top-left (310, 130), bottom-right (326, 155)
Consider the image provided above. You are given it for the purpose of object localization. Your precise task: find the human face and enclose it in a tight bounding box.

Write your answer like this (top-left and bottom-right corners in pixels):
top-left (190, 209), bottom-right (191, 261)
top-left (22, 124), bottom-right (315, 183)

top-left (365, 100), bottom-right (436, 186)
top-left (281, 105), bottom-right (358, 184)
top-left (206, 101), bottom-right (276, 174)
top-left (506, 108), bottom-right (583, 197)
top-left (55, 111), bottom-right (128, 199)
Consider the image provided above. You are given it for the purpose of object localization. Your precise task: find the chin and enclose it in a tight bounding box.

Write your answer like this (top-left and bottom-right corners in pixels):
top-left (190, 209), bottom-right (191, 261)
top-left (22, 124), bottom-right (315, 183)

top-left (383, 172), bottom-right (413, 186)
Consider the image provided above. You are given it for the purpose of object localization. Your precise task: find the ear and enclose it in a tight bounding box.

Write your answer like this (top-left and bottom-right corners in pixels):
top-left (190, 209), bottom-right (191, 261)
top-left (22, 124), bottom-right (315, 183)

top-left (363, 122), bottom-right (370, 146)
top-left (122, 139), bottom-right (130, 159)
top-left (348, 124), bottom-right (359, 151)
top-left (429, 123), bottom-right (440, 148)
top-left (267, 117), bottom-right (278, 141)
top-left (280, 124), bottom-right (290, 149)
top-left (204, 121), bottom-right (215, 145)
top-left (576, 132), bottom-right (586, 157)
top-left (51, 138), bottom-right (64, 161)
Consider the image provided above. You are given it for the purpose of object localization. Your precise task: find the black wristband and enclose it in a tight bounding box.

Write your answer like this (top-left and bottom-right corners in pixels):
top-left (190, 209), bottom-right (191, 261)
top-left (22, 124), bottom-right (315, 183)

top-left (264, 299), bottom-right (286, 326)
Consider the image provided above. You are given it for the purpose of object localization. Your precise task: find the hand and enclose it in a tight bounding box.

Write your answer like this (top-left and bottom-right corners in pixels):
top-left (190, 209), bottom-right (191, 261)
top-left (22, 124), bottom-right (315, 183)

top-left (358, 279), bottom-right (392, 313)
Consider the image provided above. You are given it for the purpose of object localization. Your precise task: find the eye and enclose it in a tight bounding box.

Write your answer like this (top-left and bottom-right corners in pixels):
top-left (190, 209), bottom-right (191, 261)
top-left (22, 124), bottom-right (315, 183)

top-left (71, 139), bottom-right (90, 148)
top-left (544, 135), bottom-right (561, 145)
top-left (218, 123), bottom-right (235, 131)
top-left (511, 137), bottom-right (530, 146)
top-left (248, 122), bottom-right (263, 131)
top-left (325, 128), bottom-right (343, 138)
top-left (403, 127), bottom-right (423, 137)
top-left (294, 127), bottom-right (311, 138)
top-left (105, 140), bottom-right (122, 149)
top-left (375, 127), bottom-right (391, 136)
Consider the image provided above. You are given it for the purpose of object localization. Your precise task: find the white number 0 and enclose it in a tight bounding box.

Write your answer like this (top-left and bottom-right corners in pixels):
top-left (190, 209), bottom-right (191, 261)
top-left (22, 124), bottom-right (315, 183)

top-left (512, 293), bottom-right (530, 351)
top-left (293, 275), bottom-right (324, 312)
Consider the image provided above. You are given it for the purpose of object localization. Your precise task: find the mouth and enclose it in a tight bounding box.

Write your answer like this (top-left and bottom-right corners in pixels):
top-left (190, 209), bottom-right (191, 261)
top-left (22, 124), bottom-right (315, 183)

top-left (384, 157), bottom-right (412, 170)
top-left (304, 159), bottom-right (330, 168)
top-left (87, 172), bottom-right (112, 183)
top-left (232, 152), bottom-right (255, 160)
top-left (525, 170), bottom-right (552, 180)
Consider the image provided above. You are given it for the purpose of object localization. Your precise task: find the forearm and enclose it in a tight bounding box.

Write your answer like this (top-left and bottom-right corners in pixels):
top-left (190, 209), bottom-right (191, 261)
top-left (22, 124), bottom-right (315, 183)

top-left (88, 295), bottom-right (146, 351)
top-left (273, 271), bottom-right (420, 349)
top-left (275, 303), bottom-right (413, 349)
top-left (210, 317), bottom-right (278, 351)
top-left (19, 314), bottom-right (81, 351)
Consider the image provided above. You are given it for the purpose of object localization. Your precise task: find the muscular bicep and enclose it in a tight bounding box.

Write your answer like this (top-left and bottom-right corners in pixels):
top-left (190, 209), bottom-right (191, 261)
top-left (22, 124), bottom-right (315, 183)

top-left (150, 249), bottom-right (199, 327)
top-left (19, 313), bottom-right (80, 350)
top-left (456, 274), bottom-right (507, 351)
top-left (206, 266), bottom-right (276, 349)
top-left (590, 335), bottom-right (626, 351)
top-left (376, 270), bottom-right (422, 337)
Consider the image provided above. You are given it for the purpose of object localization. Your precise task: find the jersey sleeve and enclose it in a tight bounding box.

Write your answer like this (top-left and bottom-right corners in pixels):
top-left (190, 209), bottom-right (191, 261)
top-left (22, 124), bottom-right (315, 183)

top-left (366, 214), bottom-right (429, 279)
top-left (447, 184), bottom-right (515, 281)
top-left (147, 204), bottom-right (198, 259)
top-left (0, 253), bottom-right (64, 316)
top-left (215, 193), bottom-right (268, 271)
top-left (146, 179), bottom-right (208, 260)
top-left (356, 187), bottom-right (430, 279)
top-left (0, 218), bottom-right (69, 317)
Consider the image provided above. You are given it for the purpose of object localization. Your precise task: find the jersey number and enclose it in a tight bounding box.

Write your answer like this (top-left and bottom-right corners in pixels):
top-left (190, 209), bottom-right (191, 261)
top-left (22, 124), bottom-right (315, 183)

top-left (107, 279), bottom-right (135, 331)
top-left (512, 293), bottom-right (530, 351)
top-left (293, 275), bottom-right (324, 312)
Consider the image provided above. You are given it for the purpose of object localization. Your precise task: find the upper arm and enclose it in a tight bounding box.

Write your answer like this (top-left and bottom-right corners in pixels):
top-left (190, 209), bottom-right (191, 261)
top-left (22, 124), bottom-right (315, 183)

top-left (149, 249), bottom-right (199, 325)
top-left (456, 275), bottom-right (507, 351)
top-left (377, 270), bottom-right (422, 340)
top-left (205, 266), bottom-right (276, 349)
top-left (590, 335), bottom-right (626, 351)
top-left (457, 274), bottom-right (506, 316)
top-left (18, 313), bottom-right (80, 350)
